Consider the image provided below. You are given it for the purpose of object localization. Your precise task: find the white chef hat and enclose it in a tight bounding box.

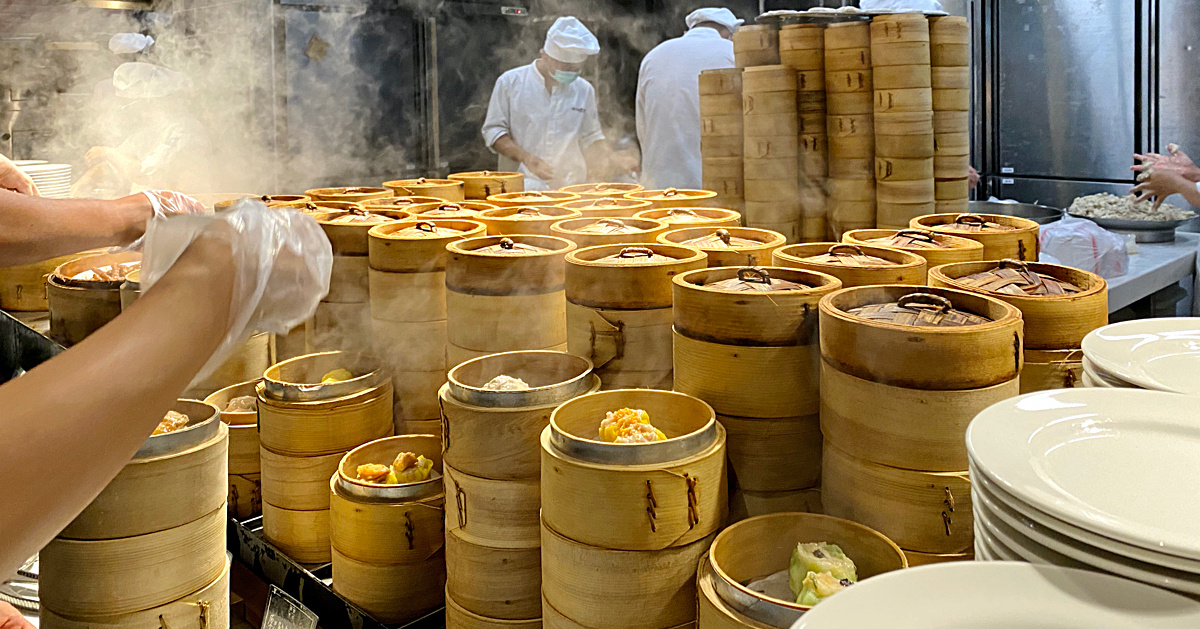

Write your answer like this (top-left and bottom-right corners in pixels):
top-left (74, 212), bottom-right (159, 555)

top-left (108, 33), bottom-right (155, 55)
top-left (113, 62), bottom-right (190, 99)
top-left (685, 8), bottom-right (744, 33)
top-left (543, 17), bottom-right (600, 64)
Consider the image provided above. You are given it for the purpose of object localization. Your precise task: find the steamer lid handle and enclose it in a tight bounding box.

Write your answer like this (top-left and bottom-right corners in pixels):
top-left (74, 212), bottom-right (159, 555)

top-left (954, 213), bottom-right (986, 225)
top-left (828, 243), bottom-right (865, 257)
top-left (897, 292), bottom-right (953, 314)
top-left (618, 247), bottom-right (655, 258)
top-left (736, 267), bottom-right (772, 285)
top-left (895, 228), bottom-right (937, 242)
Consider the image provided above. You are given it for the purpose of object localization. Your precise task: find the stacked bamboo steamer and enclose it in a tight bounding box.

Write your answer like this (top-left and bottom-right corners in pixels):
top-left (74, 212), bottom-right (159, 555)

top-left (478, 206), bottom-right (583, 236)
top-left (0, 250), bottom-right (99, 312)
top-left (627, 188), bottom-right (719, 210)
top-left (871, 14), bottom-right (935, 229)
top-left (927, 259), bottom-right (1107, 393)
top-left (441, 351), bottom-right (600, 627)
top-left (206, 381), bottom-right (263, 520)
top-left (550, 217), bottom-right (669, 248)
top-left (557, 197), bottom-right (653, 219)
top-left (912, 212), bottom-right (1040, 261)
top-left (728, 487), bottom-right (823, 524)
top-left (700, 68), bottom-right (745, 215)
top-left (330, 435), bottom-right (445, 623)
top-left (541, 389), bottom-right (727, 629)
top-left (733, 24), bottom-right (779, 68)
top-left (772, 242), bottom-right (927, 287)
top-left (636, 208), bottom-right (741, 229)
top-left (444, 235), bottom-right (577, 366)
top-left (46, 252), bottom-right (139, 346)
top-left (487, 190), bottom-right (581, 207)
top-left (742, 64), bottom-right (801, 242)
top-left (305, 187), bottom-right (393, 203)
top-left (825, 21), bottom-right (876, 236)
top-left (929, 16), bottom-right (971, 213)
top-left (566, 244), bottom-right (706, 390)
top-left (257, 352), bottom-right (394, 563)
top-left (781, 24), bottom-right (829, 242)
top-left (819, 285), bottom-right (1024, 562)
top-left (843, 228), bottom-right (984, 267)
top-left (408, 200), bottom-right (496, 218)
top-left (659, 227), bottom-right (786, 268)
top-left (383, 178), bottom-right (466, 201)
top-left (367, 220), bottom-right (486, 435)
top-left (449, 171), bottom-right (524, 200)
top-left (673, 266), bottom-right (842, 516)
top-left (559, 182), bottom-right (644, 200)
top-left (40, 400), bottom-right (231, 629)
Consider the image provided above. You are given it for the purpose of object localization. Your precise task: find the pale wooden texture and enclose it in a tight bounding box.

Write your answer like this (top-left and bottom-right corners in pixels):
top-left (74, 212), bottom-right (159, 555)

top-left (46, 278), bottom-right (123, 346)
top-left (566, 243), bottom-right (707, 309)
top-left (699, 68), bottom-right (743, 95)
top-left (59, 424), bottom-right (227, 540)
top-left (257, 382), bottom-right (393, 456)
top-left (719, 414), bottom-right (821, 492)
top-left (391, 369), bottom-right (446, 421)
top-left (912, 213), bottom-right (1040, 261)
top-left (697, 559), bottom-right (774, 629)
top-left (843, 228), bottom-right (984, 266)
top-left (826, 22), bottom-right (870, 49)
top-left (872, 64), bottom-right (932, 89)
top-left (446, 235), bottom-right (575, 295)
top-left (40, 506), bottom-right (227, 617)
top-left (673, 267), bottom-right (840, 346)
top-left (372, 318), bottom-right (447, 371)
top-left (772, 243), bottom-right (927, 287)
top-left (541, 521), bottom-right (713, 629)
top-left (674, 332), bottom-right (818, 419)
top-left (558, 198), bottom-right (654, 218)
top-left (821, 362), bottom-right (1020, 471)
top-left (396, 419), bottom-right (442, 437)
top-left (329, 480), bottom-right (445, 565)
top-left (874, 111), bottom-right (935, 135)
top-left (206, 379), bottom-right (259, 427)
top-left (0, 251), bottom-right (94, 311)
top-left (479, 207), bottom-right (584, 237)
top-left (1020, 349), bottom-right (1084, 394)
top-left (444, 464), bottom-right (541, 548)
top-left (383, 179), bottom-right (465, 200)
top-left (635, 209), bottom-right (740, 229)
top-left (627, 190), bottom-right (720, 211)
top-left (316, 212), bottom-right (412, 257)
top-left (307, 187), bottom-right (393, 203)
top-left (822, 444), bottom-right (973, 554)
top-left (368, 220), bottom-right (487, 273)
top-left (733, 26), bottom-right (780, 68)
top-left (487, 191), bottom-right (581, 207)
top-left (447, 529), bottom-right (542, 620)
top-left (448, 343), bottom-right (569, 368)
top-left (903, 548), bottom-right (974, 566)
top-left (332, 548), bottom-right (445, 624)
top-left (728, 487), bottom-right (823, 523)
top-left (446, 592), bottom-right (542, 629)
top-left (550, 218), bottom-right (669, 249)
top-left (869, 42), bottom-right (931, 66)
top-left (262, 503), bottom-right (331, 564)
top-left (932, 43), bottom-right (970, 66)
top-left (260, 447), bottom-right (343, 510)
top-left (325, 254), bottom-right (369, 303)
top-left (595, 367), bottom-right (674, 391)
top-left (445, 291), bottom-right (566, 352)
top-left (566, 303), bottom-right (673, 375)
top-left (819, 285), bottom-right (1024, 389)
top-left (371, 270), bottom-right (447, 323)
top-left (449, 172), bottom-right (525, 199)
top-left (928, 261), bottom-right (1108, 349)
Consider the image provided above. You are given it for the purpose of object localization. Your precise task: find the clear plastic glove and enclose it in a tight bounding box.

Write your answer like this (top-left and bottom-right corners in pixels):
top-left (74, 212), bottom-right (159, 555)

top-left (139, 199), bottom-right (333, 386)
top-left (142, 189), bottom-right (207, 218)
top-left (1039, 215), bottom-right (1129, 279)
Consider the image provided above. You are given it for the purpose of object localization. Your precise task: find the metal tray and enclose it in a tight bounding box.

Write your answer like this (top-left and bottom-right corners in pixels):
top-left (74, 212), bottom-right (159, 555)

top-left (1068, 214), bottom-right (1193, 243)
top-left (969, 201), bottom-right (1064, 225)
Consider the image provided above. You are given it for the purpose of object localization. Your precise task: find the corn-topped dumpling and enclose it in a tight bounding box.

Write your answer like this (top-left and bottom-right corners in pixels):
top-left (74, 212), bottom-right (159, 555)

top-left (355, 451), bottom-right (435, 485)
top-left (598, 408), bottom-right (666, 444)
top-left (789, 542), bottom-right (858, 606)
top-left (321, 368), bottom-right (353, 384)
top-left (152, 410), bottom-right (189, 435)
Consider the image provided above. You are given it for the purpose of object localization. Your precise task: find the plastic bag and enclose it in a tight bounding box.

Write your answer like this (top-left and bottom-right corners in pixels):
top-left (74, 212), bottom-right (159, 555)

top-left (108, 33), bottom-right (154, 54)
top-left (860, 0), bottom-right (944, 11)
top-left (139, 199), bottom-right (332, 385)
top-left (1039, 216), bottom-right (1129, 279)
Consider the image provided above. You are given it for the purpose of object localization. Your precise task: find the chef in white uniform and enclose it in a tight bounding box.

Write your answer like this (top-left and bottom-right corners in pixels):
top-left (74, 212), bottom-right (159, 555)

top-left (482, 17), bottom-right (639, 190)
top-left (635, 8), bottom-right (742, 190)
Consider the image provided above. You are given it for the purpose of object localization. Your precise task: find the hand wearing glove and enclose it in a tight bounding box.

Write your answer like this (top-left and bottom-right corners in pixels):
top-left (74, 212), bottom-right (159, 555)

top-left (0, 154), bottom-right (38, 196)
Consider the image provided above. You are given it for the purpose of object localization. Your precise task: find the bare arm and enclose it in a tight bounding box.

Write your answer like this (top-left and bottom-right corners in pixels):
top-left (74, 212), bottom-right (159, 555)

top-left (0, 189), bottom-right (155, 266)
top-left (0, 233), bottom-right (234, 576)
top-left (493, 134), bottom-right (555, 182)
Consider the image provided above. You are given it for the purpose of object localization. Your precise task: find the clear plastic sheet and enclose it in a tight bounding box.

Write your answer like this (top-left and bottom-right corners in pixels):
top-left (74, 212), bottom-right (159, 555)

top-left (1038, 215), bottom-right (1129, 279)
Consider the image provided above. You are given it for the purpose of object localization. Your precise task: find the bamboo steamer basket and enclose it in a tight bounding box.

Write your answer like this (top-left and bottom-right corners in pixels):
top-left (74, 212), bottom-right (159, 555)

top-left (935, 199), bottom-right (970, 214)
top-left (820, 361), bottom-right (1019, 471)
top-left (635, 208), bottom-right (740, 228)
top-left (911, 213), bottom-right (1040, 261)
top-left (825, 47), bottom-right (871, 71)
top-left (0, 250), bottom-right (94, 311)
top-left (542, 595), bottom-right (697, 629)
top-left (446, 592), bottom-right (542, 629)
top-left (47, 252), bottom-right (140, 345)
top-left (733, 26), bottom-right (780, 68)
top-left (780, 48), bottom-right (824, 71)
top-left (311, 301), bottom-right (371, 353)
top-left (869, 42), bottom-right (931, 66)
top-left (828, 179), bottom-right (876, 202)
top-left (397, 418), bottom-right (441, 435)
top-left (1020, 348), bottom-right (1084, 394)
top-left (185, 333), bottom-right (273, 400)
top-left (843, 228), bottom-right (984, 266)
top-left (819, 285), bottom-right (1024, 390)
top-left (59, 400), bottom-right (226, 540)
top-left (566, 244), bottom-right (706, 310)
top-left (745, 136), bottom-right (800, 159)
top-left (875, 135), bottom-right (936, 158)
top-left (700, 68), bottom-right (743, 95)
top-left (744, 113), bottom-right (799, 137)
top-left (448, 342), bottom-right (569, 367)
top-left (828, 134), bottom-right (874, 159)
top-left (594, 367), bottom-right (674, 391)
top-left (478, 206), bottom-right (584, 236)
top-left (927, 260), bottom-right (1107, 349)
top-left (442, 350), bottom-right (599, 480)
top-left (449, 171), bottom-right (525, 199)
top-left (797, 91), bottom-right (827, 113)
top-left (697, 557), bottom-right (773, 629)
top-left (934, 154), bottom-right (972, 174)
top-left (904, 548), bottom-right (974, 566)
top-left (332, 548), bottom-right (445, 623)
top-left (299, 200), bottom-right (362, 217)
top-left (314, 209), bottom-right (412, 256)
top-left (875, 111), bottom-right (935, 135)
top-left (934, 110), bottom-right (970, 133)
top-left (329, 435), bottom-right (445, 563)
top-left (446, 234), bottom-right (574, 293)
top-left (40, 505), bottom-right (227, 617)
top-left (719, 413), bottom-right (821, 492)
top-left (771, 243), bottom-right (927, 287)
top-left (673, 266), bottom-right (840, 346)
top-left (262, 502), bottom-right (330, 563)
top-left (560, 182), bottom-right (645, 199)
top-left (826, 21), bottom-right (870, 50)
top-left (391, 369), bottom-right (446, 421)
top-left (932, 88), bottom-right (970, 111)
top-left (541, 519), bottom-right (716, 629)
top-left (828, 201), bottom-right (877, 234)
top-left (305, 187), bottom-right (393, 203)
top-left (674, 332), bottom-right (820, 419)
top-left (932, 43), bottom-right (970, 66)
top-left (827, 158), bottom-right (874, 179)
top-left (935, 177), bottom-right (970, 199)
top-left (368, 219), bottom-right (486, 273)
top-left (874, 88), bottom-right (934, 114)
top-left (563, 308), bottom-right (674, 378)
top-left (206, 380), bottom-right (262, 500)
top-left (703, 513), bottom-right (907, 627)
top-left (876, 156), bottom-right (935, 181)
top-left (627, 188), bottom-right (719, 210)
top-left (742, 91), bottom-right (798, 116)
top-left (360, 195), bottom-right (447, 211)
top-left (826, 92), bottom-right (873, 115)
top-left (551, 217), bottom-right (668, 248)
top-left (825, 69), bottom-right (872, 93)
top-left (779, 24), bottom-right (823, 49)
top-left (756, 221), bottom-right (801, 244)
top-left (447, 528), bottom-right (542, 620)
top-left (930, 16), bottom-right (969, 44)
top-left (932, 66), bottom-right (970, 89)
top-left (872, 64), bottom-right (932, 89)
top-left (877, 179), bottom-right (936, 203)
top-left (871, 12), bottom-right (930, 36)
top-left (541, 389), bottom-right (727, 550)
top-left (488, 190), bottom-right (581, 207)
top-left (822, 444), bottom-right (973, 554)
top-left (743, 155), bottom-right (801, 180)
top-left (371, 318), bottom-right (447, 371)
top-left (444, 464), bottom-right (541, 547)
top-left (259, 447), bottom-right (343, 510)
top-left (728, 488), bottom-right (823, 522)
top-left (383, 178), bottom-right (465, 201)
top-left (658, 227), bottom-right (785, 268)
top-left (701, 96), bottom-right (744, 118)
top-left (829, 114), bottom-right (874, 138)
top-left (325, 254), bottom-right (369, 303)
top-left (935, 134), bottom-right (971, 158)
top-left (793, 70), bottom-right (825, 93)
top-left (404, 201), bottom-right (495, 219)
top-left (557, 197), bottom-right (653, 218)
top-left (878, 201), bottom-right (938, 229)
top-left (39, 556), bottom-right (232, 629)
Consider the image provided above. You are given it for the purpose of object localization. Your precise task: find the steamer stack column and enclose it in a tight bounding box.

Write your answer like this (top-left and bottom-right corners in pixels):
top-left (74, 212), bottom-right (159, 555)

top-left (824, 21), bottom-right (877, 236)
top-left (742, 64), bottom-right (802, 242)
top-left (780, 24), bottom-right (830, 243)
top-left (929, 16), bottom-right (972, 213)
top-left (699, 68), bottom-right (746, 217)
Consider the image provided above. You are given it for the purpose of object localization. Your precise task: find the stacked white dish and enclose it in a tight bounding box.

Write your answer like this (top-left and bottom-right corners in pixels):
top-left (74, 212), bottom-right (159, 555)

top-left (18, 163), bottom-right (72, 198)
top-left (967, 388), bottom-right (1200, 599)
top-left (1080, 318), bottom-right (1200, 392)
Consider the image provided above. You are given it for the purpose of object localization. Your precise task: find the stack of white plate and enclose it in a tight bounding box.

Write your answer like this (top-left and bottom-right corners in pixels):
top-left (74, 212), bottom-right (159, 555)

top-left (18, 163), bottom-right (72, 198)
top-left (967, 388), bottom-right (1200, 599)
top-left (1080, 318), bottom-right (1200, 392)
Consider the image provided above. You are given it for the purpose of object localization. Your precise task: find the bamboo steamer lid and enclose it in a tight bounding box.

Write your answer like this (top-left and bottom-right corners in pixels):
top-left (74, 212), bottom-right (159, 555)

top-left (305, 187), bottom-right (392, 203)
top-left (912, 213), bottom-right (1040, 261)
top-left (927, 259), bottom-right (1107, 349)
top-left (772, 242), bottom-right (927, 287)
top-left (40, 505), bottom-right (227, 617)
top-left (367, 219), bottom-right (485, 273)
top-left (313, 208), bottom-right (412, 255)
top-left (822, 444), bottom-right (973, 554)
top-left (870, 41), bottom-right (931, 66)
top-left (477, 206), bottom-right (586, 237)
top-left (819, 284), bottom-right (1024, 389)
top-left (821, 360), bottom-right (1019, 471)
top-left (560, 182), bottom-right (645, 199)
top-left (59, 400), bottom-right (226, 539)
top-left (443, 351), bottom-right (598, 480)
top-left (382, 178), bottom-right (465, 201)
top-left (403, 201), bottom-right (494, 218)
top-left (674, 330), bottom-right (820, 418)
top-left (567, 243), bottom-right (706, 309)
top-left (932, 43), bottom-right (970, 66)
top-left (728, 487), bottom-right (823, 523)
top-left (704, 513), bottom-right (907, 626)
top-left (699, 68), bottom-right (743, 95)
top-left (257, 194), bottom-right (309, 208)
top-left (446, 529), bottom-right (541, 620)
top-left (444, 464), bottom-right (540, 547)
top-left (634, 207), bottom-right (740, 228)
top-left (903, 548), bottom-right (974, 566)
top-left (298, 200), bottom-right (359, 218)
top-left (627, 188), bottom-right (719, 210)
top-left (932, 66), bottom-right (970, 89)
top-left (1020, 348), bottom-right (1084, 394)
top-left (542, 389), bottom-right (726, 550)
top-left (557, 196), bottom-right (653, 218)
top-left (446, 591), bottom-right (542, 629)
top-left (359, 195), bottom-right (445, 210)
top-left (673, 266), bottom-right (839, 345)
top-left (487, 190), bottom-right (581, 207)
top-left (332, 548), bottom-right (445, 624)
top-left (259, 447), bottom-right (342, 510)
top-left (826, 91), bottom-right (873, 115)
top-left (446, 234), bottom-right (576, 295)
top-left (825, 47), bottom-right (871, 70)
top-left (0, 250), bottom-right (100, 311)
top-left (658, 227), bottom-right (785, 267)
top-left (720, 413), bottom-right (821, 491)
top-left (449, 171), bottom-right (525, 199)
top-left (825, 21), bottom-right (870, 49)
top-left (550, 218), bottom-right (668, 248)
top-left (541, 519), bottom-right (715, 629)
top-left (843, 228), bottom-right (984, 266)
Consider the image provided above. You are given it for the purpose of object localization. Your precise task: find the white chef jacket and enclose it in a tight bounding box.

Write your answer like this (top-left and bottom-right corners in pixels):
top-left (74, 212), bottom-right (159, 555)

top-left (636, 27), bottom-right (735, 190)
top-left (482, 60), bottom-right (605, 191)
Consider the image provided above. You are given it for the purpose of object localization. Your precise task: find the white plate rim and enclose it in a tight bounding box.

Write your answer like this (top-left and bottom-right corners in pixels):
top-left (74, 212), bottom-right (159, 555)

top-left (1082, 318), bottom-right (1200, 394)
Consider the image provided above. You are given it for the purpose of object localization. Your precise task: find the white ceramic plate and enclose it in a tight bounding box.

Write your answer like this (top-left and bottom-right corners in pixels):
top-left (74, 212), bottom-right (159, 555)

top-left (17, 163), bottom-right (70, 174)
top-left (968, 389), bottom-right (1200, 561)
top-left (1080, 357), bottom-right (1138, 388)
top-left (790, 562), bottom-right (1200, 628)
top-left (1082, 318), bottom-right (1200, 394)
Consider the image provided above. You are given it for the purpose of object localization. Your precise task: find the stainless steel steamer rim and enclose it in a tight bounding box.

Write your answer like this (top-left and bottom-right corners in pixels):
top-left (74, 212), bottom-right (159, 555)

top-left (547, 391), bottom-right (719, 466)
top-left (134, 399), bottom-right (221, 459)
top-left (335, 469), bottom-right (444, 503)
top-left (262, 351), bottom-right (387, 402)
top-left (447, 350), bottom-right (595, 408)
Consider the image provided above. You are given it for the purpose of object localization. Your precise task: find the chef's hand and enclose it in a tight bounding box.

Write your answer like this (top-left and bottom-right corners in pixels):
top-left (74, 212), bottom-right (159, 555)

top-left (969, 166), bottom-right (980, 190)
top-left (1132, 166), bottom-right (1193, 210)
top-left (140, 190), bottom-right (207, 218)
top-left (0, 602), bottom-right (33, 629)
top-left (1133, 145), bottom-right (1200, 183)
top-left (0, 154), bottom-right (38, 196)
top-left (523, 155), bottom-right (555, 182)
top-left (613, 153), bottom-right (641, 177)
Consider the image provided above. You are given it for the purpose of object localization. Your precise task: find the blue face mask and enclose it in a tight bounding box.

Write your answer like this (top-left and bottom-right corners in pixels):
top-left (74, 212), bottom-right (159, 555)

top-left (552, 70), bottom-right (580, 86)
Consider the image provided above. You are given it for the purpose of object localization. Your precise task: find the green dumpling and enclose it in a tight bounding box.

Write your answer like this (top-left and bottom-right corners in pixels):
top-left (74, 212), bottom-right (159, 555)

top-left (789, 542), bottom-right (858, 595)
top-left (795, 570), bottom-right (852, 606)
